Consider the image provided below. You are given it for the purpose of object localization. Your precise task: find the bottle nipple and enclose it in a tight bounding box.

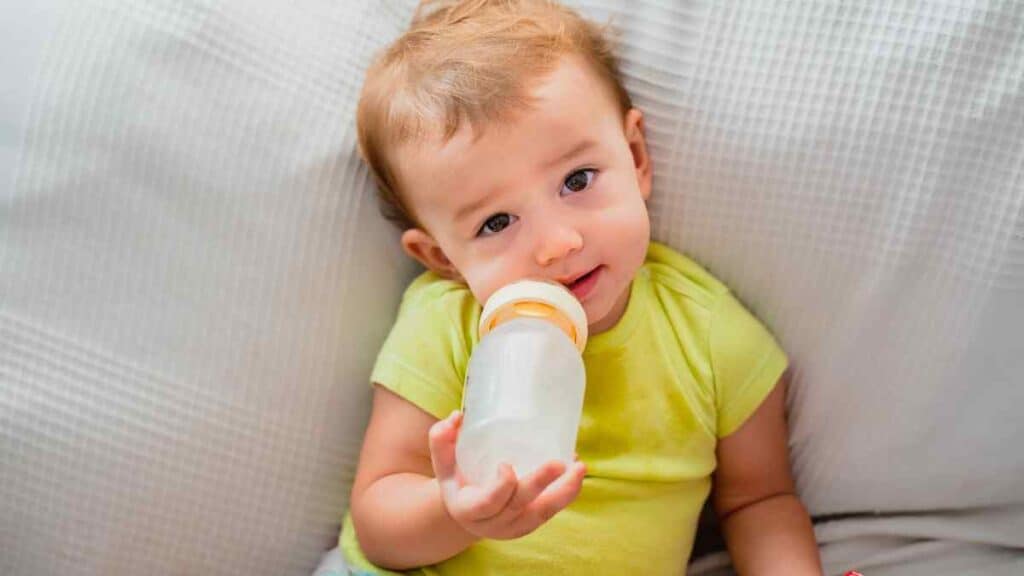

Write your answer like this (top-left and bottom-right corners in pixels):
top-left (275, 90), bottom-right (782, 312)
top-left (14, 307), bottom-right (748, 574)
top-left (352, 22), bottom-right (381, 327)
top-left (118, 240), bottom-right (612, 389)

top-left (479, 280), bottom-right (588, 351)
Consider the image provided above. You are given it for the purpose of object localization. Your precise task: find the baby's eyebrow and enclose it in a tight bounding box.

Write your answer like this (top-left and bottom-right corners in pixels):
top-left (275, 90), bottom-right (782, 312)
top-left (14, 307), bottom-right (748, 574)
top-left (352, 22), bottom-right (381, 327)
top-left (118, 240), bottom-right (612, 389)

top-left (543, 139), bottom-right (599, 171)
top-left (454, 192), bottom-right (492, 222)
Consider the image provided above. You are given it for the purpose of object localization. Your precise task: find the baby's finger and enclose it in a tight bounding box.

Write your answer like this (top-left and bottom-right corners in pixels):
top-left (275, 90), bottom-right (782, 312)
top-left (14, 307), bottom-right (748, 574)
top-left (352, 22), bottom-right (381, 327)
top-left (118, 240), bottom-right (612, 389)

top-left (525, 461), bottom-right (586, 522)
top-left (458, 463), bottom-right (517, 520)
top-left (506, 460), bottom-right (566, 514)
top-left (428, 411), bottom-right (463, 491)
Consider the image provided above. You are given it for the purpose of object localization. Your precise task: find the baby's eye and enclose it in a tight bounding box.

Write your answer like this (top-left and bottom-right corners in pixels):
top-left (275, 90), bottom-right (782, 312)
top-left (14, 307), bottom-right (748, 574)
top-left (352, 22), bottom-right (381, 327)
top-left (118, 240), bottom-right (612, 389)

top-left (561, 168), bottom-right (596, 195)
top-left (477, 213), bottom-right (517, 237)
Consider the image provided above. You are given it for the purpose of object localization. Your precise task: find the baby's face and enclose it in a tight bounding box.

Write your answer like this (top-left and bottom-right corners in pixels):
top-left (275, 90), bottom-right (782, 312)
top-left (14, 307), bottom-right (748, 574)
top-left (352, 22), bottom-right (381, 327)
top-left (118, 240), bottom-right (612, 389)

top-left (396, 56), bottom-right (652, 333)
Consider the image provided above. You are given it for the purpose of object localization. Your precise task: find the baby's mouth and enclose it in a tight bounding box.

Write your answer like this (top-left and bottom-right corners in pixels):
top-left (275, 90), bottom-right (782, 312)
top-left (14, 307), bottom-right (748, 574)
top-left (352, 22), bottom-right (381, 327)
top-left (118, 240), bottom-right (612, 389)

top-left (567, 268), bottom-right (598, 289)
top-left (560, 266), bottom-right (603, 300)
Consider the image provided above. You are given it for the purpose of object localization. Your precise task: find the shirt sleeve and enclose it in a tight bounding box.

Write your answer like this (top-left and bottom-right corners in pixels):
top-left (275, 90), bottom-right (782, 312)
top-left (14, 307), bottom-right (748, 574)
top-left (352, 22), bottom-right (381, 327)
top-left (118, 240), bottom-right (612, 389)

top-left (708, 290), bottom-right (789, 438)
top-left (369, 277), bottom-right (478, 420)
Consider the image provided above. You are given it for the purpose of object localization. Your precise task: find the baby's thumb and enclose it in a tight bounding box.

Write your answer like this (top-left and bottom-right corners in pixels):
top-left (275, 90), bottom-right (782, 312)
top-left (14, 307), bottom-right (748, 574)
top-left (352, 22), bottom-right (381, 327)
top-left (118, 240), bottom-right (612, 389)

top-left (429, 410), bottom-right (462, 485)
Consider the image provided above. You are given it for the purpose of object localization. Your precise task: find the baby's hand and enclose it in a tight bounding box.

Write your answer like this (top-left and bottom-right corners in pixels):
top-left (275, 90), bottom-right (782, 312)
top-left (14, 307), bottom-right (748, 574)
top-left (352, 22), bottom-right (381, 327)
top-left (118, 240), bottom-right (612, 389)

top-left (428, 410), bottom-right (586, 540)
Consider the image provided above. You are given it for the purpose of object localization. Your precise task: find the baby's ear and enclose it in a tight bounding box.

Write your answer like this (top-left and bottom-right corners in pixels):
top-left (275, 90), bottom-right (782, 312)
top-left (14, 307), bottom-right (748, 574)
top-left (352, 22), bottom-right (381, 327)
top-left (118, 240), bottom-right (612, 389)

top-left (401, 228), bottom-right (462, 280)
top-left (625, 108), bottom-right (652, 201)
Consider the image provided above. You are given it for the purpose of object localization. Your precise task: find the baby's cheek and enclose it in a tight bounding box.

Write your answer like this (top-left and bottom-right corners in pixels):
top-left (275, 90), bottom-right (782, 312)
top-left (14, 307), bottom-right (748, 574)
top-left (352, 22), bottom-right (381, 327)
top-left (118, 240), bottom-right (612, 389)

top-left (463, 260), bottom-right (545, 308)
top-left (460, 267), bottom-right (507, 306)
top-left (461, 277), bottom-right (490, 306)
top-left (600, 203), bottom-right (649, 247)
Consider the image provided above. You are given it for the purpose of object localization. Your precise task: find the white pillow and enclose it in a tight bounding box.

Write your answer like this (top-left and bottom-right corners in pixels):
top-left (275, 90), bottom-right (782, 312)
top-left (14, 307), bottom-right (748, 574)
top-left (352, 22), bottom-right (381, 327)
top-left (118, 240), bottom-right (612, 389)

top-left (1, 1), bottom-right (417, 574)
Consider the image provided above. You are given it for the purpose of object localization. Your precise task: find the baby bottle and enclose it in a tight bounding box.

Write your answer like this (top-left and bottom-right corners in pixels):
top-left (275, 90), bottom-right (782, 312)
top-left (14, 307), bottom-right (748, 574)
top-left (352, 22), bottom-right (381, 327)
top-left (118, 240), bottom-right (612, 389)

top-left (456, 279), bottom-right (588, 485)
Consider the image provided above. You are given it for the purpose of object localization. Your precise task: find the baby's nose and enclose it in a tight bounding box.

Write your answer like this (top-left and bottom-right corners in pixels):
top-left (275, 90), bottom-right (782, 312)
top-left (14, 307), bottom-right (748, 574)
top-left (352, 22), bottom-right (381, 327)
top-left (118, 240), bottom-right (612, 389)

top-left (534, 225), bottom-right (583, 267)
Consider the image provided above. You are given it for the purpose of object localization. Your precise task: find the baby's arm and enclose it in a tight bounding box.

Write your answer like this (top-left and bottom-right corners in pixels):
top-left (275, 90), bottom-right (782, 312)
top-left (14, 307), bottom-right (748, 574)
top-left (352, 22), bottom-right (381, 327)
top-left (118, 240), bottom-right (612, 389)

top-left (712, 376), bottom-right (823, 575)
top-left (348, 386), bottom-right (476, 568)
top-left (349, 385), bottom-right (586, 570)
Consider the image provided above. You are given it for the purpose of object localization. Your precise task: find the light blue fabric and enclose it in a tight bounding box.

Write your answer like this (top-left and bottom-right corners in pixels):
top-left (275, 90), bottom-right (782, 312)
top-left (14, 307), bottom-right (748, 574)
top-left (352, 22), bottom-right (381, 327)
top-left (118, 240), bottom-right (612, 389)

top-left (314, 547), bottom-right (376, 576)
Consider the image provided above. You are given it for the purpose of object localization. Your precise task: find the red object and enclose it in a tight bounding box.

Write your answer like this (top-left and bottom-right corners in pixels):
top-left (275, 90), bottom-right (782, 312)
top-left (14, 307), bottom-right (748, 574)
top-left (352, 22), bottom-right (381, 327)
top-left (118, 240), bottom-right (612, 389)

top-left (844, 572), bottom-right (864, 576)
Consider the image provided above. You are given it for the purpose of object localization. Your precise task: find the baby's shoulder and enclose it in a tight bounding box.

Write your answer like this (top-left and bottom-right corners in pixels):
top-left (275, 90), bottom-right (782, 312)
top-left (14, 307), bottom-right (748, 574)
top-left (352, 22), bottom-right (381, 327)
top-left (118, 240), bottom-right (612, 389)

top-left (401, 271), bottom-right (476, 307)
top-left (393, 271), bottom-right (481, 340)
top-left (642, 242), bottom-right (731, 315)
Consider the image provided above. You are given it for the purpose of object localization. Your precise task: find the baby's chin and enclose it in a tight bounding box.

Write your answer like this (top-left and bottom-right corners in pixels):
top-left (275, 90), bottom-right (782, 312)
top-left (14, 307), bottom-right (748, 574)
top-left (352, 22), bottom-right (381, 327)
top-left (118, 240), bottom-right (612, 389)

top-left (583, 292), bottom-right (625, 334)
top-left (587, 258), bottom-right (646, 333)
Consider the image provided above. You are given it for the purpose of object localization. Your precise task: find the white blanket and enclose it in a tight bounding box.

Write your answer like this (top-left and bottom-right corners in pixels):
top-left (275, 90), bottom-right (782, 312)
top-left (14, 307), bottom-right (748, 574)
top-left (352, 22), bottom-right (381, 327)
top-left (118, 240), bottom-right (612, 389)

top-left (1, 1), bottom-right (1021, 574)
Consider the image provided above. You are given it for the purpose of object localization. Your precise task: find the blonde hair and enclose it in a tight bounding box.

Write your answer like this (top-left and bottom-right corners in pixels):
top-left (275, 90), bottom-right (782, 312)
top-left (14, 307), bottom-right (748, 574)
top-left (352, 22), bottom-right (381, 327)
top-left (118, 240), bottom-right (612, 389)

top-left (356, 0), bottom-right (632, 230)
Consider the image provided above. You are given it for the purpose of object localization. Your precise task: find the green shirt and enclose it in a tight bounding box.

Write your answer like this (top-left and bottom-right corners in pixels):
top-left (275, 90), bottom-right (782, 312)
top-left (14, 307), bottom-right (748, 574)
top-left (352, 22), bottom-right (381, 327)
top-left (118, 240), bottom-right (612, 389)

top-left (342, 242), bottom-right (788, 575)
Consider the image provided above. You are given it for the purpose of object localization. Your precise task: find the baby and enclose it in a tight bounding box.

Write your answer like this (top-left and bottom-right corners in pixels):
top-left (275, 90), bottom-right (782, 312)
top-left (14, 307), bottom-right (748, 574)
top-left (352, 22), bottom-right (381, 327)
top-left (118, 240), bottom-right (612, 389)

top-left (341, 1), bottom-right (822, 574)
